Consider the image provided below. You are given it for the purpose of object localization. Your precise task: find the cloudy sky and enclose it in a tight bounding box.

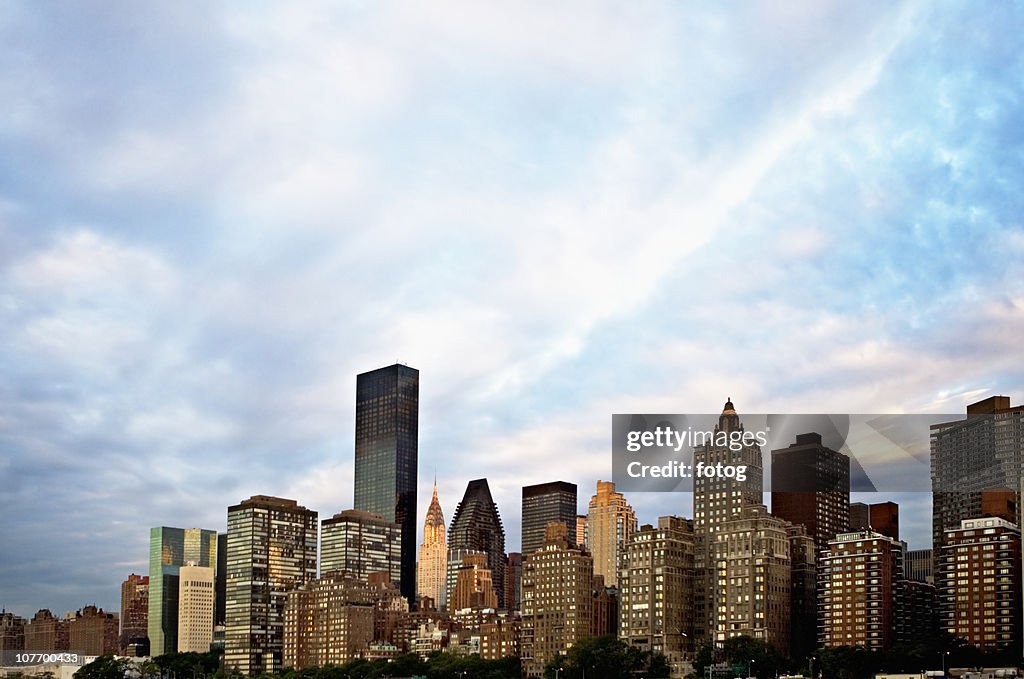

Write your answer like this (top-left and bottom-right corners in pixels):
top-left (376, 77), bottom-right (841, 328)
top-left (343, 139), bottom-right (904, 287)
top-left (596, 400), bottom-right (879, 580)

top-left (2, 1), bottom-right (1023, 619)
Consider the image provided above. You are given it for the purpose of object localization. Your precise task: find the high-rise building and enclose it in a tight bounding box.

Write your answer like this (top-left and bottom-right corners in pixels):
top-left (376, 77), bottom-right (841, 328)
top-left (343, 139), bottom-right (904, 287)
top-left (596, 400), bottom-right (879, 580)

top-left (286, 573), bottom-right (405, 667)
top-left (591, 576), bottom-right (618, 639)
top-left (693, 399), bottom-right (764, 643)
top-left (712, 505), bottom-right (792, 653)
top-left (981, 488), bottom-right (1019, 523)
top-left (938, 517), bottom-right (1021, 652)
top-left (520, 523), bottom-right (594, 678)
top-left (771, 432), bottom-right (850, 554)
top-left (448, 479), bottom-right (507, 608)
top-left (505, 553), bottom-right (522, 614)
top-left (445, 548), bottom-right (482, 612)
top-left (896, 579), bottom-right (938, 647)
top-left (450, 553), bottom-right (498, 611)
top-left (619, 516), bottom-right (695, 669)
top-left (321, 509), bottom-right (401, 584)
top-left (521, 481), bottom-right (577, 558)
top-left (869, 502), bottom-right (899, 540)
top-left (931, 396), bottom-right (1024, 567)
top-left (216, 533), bottom-right (227, 626)
top-left (0, 611), bottom-right (26, 653)
top-left (848, 502), bottom-right (869, 531)
top-left (68, 606), bottom-right (119, 656)
top-left (480, 615), bottom-right (520, 660)
top-left (788, 524), bottom-right (817, 663)
top-left (119, 574), bottom-right (149, 652)
top-left (354, 364), bottom-right (419, 603)
top-left (585, 480), bottom-right (637, 588)
top-left (819, 530), bottom-right (905, 651)
top-left (416, 484), bottom-right (448, 611)
top-left (906, 549), bottom-right (934, 584)
top-left (177, 565), bottom-right (215, 653)
top-left (224, 495), bottom-right (318, 676)
top-left (848, 501), bottom-right (900, 540)
top-left (576, 515), bottom-right (586, 549)
top-left (23, 610), bottom-right (67, 651)
top-left (148, 527), bottom-right (218, 656)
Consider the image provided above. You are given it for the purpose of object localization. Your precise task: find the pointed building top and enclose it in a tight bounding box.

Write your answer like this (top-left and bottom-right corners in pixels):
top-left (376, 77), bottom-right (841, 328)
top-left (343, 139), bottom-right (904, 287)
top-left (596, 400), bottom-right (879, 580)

top-left (718, 397), bottom-right (741, 433)
top-left (425, 483), bottom-right (445, 531)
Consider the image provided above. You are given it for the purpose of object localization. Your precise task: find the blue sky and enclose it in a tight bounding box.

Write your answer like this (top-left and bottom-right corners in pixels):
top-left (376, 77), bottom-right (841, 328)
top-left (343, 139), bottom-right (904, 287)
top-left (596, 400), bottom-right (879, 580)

top-left (2, 1), bottom-right (1023, 618)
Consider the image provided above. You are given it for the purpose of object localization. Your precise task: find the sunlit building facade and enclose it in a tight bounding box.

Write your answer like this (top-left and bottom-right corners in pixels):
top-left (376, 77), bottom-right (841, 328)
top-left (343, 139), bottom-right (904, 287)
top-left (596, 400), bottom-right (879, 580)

top-left (416, 484), bottom-right (448, 611)
top-left (585, 480), bottom-right (637, 588)
top-left (224, 495), bottom-right (318, 676)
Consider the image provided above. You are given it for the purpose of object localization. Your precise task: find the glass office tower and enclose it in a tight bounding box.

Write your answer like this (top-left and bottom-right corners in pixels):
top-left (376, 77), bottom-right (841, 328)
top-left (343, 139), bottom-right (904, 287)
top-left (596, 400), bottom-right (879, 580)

top-left (354, 363), bottom-right (419, 602)
top-left (147, 527), bottom-right (217, 656)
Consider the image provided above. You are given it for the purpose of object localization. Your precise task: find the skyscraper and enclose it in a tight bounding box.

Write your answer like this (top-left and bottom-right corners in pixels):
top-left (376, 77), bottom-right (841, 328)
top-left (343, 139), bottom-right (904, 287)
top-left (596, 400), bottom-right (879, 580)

top-left (0, 611), bottom-right (26, 653)
top-left (712, 505), bottom-right (792, 652)
top-left (585, 480), bottom-right (637, 587)
top-left (224, 495), bottom-right (318, 676)
top-left (819, 529), bottom-right (905, 651)
top-left (177, 565), bottom-right (215, 653)
top-left (320, 509), bottom-right (401, 584)
top-left (520, 523), bottom-right (594, 678)
top-left (216, 533), bottom-right (227, 627)
top-left (119, 574), bottom-right (149, 653)
top-left (521, 481), bottom-right (577, 558)
top-left (938, 517), bottom-right (1021, 653)
top-left (449, 479), bottom-right (507, 608)
top-left (771, 432), bottom-right (850, 554)
top-left (449, 553), bottom-right (498, 611)
top-left (282, 572), bottom-right (379, 669)
top-left (23, 610), bottom-right (67, 652)
top-left (148, 527), bottom-right (217, 656)
top-left (67, 606), bottom-right (119, 656)
top-left (505, 552), bottom-right (522, 613)
top-left (931, 396), bottom-right (1024, 562)
top-left (619, 516), bottom-right (695, 667)
top-left (849, 501), bottom-right (900, 540)
top-left (417, 484), bottom-right (448, 610)
top-left (354, 364), bottom-right (419, 603)
top-left (693, 399), bottom-right (764, 642)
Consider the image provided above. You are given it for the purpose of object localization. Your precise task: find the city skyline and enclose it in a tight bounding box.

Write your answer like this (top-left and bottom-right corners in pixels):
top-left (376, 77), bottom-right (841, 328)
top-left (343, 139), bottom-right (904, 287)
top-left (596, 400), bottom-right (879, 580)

top-left (0, 427), bottom-right (959, 619)
top-left (3, 0), bottom-right (1024, 626)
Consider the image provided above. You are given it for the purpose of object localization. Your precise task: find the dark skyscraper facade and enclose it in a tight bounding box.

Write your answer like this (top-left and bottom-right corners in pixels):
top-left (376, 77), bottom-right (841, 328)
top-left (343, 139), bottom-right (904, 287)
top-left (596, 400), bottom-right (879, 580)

top-left (932, 396), bottom-right (1024, 539)
top-left (449, 478), bottom-right (507, 608)
top-left (771, 432), bottom-right (850, 554)
top-left (521, 481), bottom-right (577, 558)
top-left (353, 363), bottom-right (419, 603)
top-left (931, 396), bottom-right (1023, 576)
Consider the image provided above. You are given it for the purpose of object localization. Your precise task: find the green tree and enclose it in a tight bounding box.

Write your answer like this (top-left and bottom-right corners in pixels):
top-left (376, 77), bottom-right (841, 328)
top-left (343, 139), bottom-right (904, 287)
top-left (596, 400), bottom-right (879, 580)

top-left (719, 636), bottom-right (784, 679)
top-left (74, 655), bottom-right (134, 679)
top-left (542, 636), bottom-right (668, 679)
top-left (815, 646), bottom-right (880, 679)
top-left (137, 661), bottom-right (161, 679)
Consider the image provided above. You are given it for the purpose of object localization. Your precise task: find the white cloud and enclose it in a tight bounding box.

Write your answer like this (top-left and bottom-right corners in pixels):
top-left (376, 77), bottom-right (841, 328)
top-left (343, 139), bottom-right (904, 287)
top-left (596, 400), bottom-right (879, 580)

top-left (9, 229), bottom-right (178, 298)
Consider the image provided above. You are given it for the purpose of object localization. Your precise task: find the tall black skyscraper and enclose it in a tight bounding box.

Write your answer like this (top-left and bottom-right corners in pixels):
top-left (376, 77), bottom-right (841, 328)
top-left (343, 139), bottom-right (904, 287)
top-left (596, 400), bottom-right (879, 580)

top-left (449, 478), bottom-right (507, 608)
top-left (521, 481), bottom-right (577, 557)
top-left (354, 363), bottom-right (419, 603)
top-left (771, 432), bottom-right (850, 554)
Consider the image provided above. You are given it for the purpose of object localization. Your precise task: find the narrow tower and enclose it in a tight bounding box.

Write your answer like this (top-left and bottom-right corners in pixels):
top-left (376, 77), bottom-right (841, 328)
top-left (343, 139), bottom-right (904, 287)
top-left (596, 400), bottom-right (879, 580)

top-left (417, 483), bottom-right (448, 610)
